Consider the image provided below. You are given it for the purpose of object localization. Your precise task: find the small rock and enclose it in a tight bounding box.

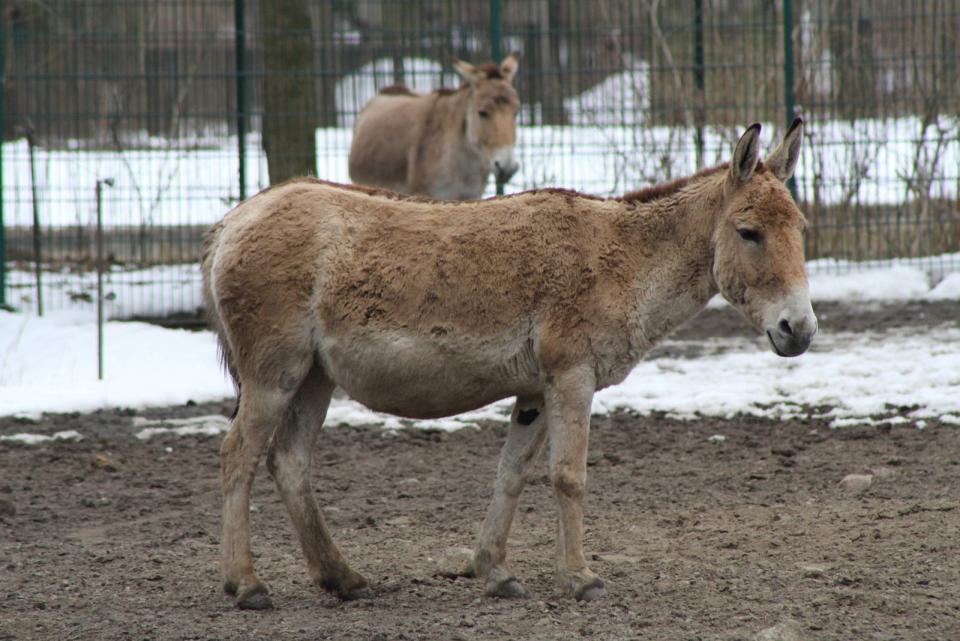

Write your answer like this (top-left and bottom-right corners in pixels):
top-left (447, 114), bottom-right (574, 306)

top-left (436, 547), bottom-right (474, 578)
top-left (0, 498), bottom-right (15, 518)
top-left (593, 552), bottom-right (640, 565)
top-left (603, 452), bottom-right (623, 465)
top-left (90, 454), bottom-right (118, 472)
top-left (707, 434), bottom-right (727, 444)
top-left (839, 474), bottom-right (873, 494)
top-left (755, 618), bottom-right (805, 641)
top-left (870, 466), bottom-right (898, 479)
top-left (800, 564), bottom-right (828, 578)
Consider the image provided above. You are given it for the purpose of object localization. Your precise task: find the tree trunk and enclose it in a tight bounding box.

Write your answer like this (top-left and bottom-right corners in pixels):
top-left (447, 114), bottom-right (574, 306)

top-left (830, 0), bottom-right (876, 119)
top-left (260, 0), bottom-right (317, 183)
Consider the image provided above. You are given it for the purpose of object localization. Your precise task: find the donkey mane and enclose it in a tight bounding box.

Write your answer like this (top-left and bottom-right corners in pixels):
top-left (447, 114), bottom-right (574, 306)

top-left (376, 60), bottom-right (503, 99)
top-left (619, 161), bottom-right (768, 204)
top-left (475, 61), bottom-right (504, 79)
top-left (496, 162), bottom-right (768, 206)
top-left (620, 164), bottom-right (728, 204)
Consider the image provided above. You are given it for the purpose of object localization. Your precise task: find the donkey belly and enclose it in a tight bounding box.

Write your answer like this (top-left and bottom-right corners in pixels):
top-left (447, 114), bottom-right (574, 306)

top-left (318, 330), bottom-right (540, 419)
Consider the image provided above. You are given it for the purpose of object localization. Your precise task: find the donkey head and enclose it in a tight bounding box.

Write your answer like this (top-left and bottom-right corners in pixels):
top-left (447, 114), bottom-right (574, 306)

top-left (713, 118), bottom-right (817, 357)
top-left (453, 54), bottom-right (521, 184)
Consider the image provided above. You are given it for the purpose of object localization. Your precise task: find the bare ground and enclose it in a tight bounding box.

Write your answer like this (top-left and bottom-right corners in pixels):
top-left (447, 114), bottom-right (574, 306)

top-left (1, 300), bottom-right (959, 641)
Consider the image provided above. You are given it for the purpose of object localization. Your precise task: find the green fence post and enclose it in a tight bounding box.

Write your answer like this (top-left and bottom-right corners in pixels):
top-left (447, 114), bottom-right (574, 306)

top-left (0, 0), bottom-right (6, 308)
top-left (782, 0), bottom-right (798, 201)
top-left (693, 0), bottom-right (705, 170)
top-left (235, 0), bottom-right (248, 201)
top-left (490, 0), bottom-right (504, 196)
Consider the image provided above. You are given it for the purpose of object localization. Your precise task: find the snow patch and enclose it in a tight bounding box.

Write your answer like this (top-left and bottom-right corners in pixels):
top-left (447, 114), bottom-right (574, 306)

top-left (0, 430), bottom-right (83, 445)
top-left (133, 414), bottom-right (231, 440)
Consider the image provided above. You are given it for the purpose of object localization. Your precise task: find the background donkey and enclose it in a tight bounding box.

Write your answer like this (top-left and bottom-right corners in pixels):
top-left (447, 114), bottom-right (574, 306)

top-left (203, 119), bottom-right (815, 609)
top-left (348, 55), bottom-right (520, 199)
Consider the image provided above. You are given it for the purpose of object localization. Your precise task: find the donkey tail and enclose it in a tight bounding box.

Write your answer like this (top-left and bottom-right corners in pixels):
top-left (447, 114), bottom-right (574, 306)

top-left (200, 220), bottom-right (241, 409)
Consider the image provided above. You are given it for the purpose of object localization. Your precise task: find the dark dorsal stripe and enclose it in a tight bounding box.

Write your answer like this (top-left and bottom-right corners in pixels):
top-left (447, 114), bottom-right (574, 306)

top-left (378, 85), bottom-right (416, 96)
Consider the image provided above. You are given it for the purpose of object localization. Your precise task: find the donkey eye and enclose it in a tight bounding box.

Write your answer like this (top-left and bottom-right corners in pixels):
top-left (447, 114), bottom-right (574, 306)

top-left (738, 228), bottom-right (763, 244)
top-left (478, 110), bottom-right (490, 119)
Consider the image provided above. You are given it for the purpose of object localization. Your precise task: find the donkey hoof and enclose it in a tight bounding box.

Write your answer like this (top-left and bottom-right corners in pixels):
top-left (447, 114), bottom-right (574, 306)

top-left (486, 577), bottom-right (528, 599)
top-left (235, 584), bottom-right (273, 610)
top-left (574, 578), bottom-right (607, 602)
top-left (340, 585), bottom-right (374, 601)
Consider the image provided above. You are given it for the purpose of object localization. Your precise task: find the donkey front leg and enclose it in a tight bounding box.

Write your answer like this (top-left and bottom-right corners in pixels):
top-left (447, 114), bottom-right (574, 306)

top-left (473, 396), bottom-right (548, 598)
top-left (266, 368), bottom-right (371, 602)
top-left (545, 367), bottom-right (607, 601)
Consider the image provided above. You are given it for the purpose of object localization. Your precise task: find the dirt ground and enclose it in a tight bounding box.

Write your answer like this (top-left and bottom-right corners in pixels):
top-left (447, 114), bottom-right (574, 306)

top-left (2, 300), bottom-right (960, 641)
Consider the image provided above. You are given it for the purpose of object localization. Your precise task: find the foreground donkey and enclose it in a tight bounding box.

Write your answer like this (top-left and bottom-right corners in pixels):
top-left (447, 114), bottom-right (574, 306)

top-left (203, 119), bottom-right (816, 609)
top-left (348, 55), bottom-right (520, 199)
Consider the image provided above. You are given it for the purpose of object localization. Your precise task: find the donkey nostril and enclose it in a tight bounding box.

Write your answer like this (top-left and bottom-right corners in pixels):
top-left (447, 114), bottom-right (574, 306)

top-left (779, 319), bottom-right (793, 336)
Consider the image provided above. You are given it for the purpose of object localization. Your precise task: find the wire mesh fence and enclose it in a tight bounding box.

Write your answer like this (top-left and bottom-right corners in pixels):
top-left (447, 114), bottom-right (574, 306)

top-left (1, 0), bottom-right (959, 318)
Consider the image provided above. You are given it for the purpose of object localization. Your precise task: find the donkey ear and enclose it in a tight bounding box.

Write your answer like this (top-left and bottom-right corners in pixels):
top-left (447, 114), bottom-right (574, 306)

top-left (765, 117), bottom-right (804, 182)
top-left (728, 123), bottom-right (762, 188)
top-left (499, 52), bottom-right (520, 83)
top-left (452, 58), bottom-right (479, 85)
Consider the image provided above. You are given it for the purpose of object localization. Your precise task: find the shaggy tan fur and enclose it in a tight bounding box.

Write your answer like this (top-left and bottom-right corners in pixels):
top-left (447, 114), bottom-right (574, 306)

top-left (348, 55), bottom-right (521, 200)
top-left (203, 119), bottom-right (816, 609)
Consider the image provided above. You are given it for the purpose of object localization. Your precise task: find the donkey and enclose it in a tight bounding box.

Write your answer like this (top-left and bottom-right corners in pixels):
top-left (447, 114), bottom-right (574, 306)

top-left (202, 119), bottom-right (816, 609)
top-left (348, 55), bottom-right (520, 200)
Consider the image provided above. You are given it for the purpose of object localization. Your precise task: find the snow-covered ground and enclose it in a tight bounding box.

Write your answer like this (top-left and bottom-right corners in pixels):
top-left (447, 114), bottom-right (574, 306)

top-left (1, 259), bottom-right (959, 443)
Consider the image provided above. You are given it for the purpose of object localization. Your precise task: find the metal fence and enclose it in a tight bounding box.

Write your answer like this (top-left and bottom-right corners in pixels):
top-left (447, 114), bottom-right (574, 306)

top-left (2, 0), bottom-right (959, 318)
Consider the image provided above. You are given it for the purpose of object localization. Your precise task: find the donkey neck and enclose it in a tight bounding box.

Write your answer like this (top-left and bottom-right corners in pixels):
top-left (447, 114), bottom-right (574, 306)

top-left (614, 172), bottom-right (726, 350)
top-left (422, 87), bottom-right (490, 197)
top-left (429, 87), bottom-right (471, 137)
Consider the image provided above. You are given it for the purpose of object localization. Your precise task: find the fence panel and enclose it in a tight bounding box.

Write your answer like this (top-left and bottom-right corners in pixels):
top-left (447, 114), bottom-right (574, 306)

top-left (2, 0), bottom-right (958, 317)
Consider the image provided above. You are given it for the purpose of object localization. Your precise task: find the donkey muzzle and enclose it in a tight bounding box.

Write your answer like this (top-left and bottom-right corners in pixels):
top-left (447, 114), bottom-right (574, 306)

top-left (766, 310), bottom-right (818, 357)
top-left (494, 159), bottom-right (520, 184)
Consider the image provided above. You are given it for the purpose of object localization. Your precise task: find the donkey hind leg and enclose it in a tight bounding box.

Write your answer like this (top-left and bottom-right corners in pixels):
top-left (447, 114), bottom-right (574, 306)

top-left (545, 367), bottom-right (607, 601)
top-left (266, 366), bottom-right (371, 601)
top-left (221, 376), bottom-right (307, 610)
top-left (473, 396), bottom-right (548, 598)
